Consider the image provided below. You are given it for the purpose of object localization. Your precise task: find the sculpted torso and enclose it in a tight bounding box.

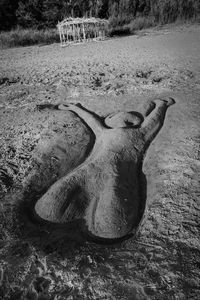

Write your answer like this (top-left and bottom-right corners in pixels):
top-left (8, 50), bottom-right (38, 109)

top-left (33, 98), bottom-right (175, 241)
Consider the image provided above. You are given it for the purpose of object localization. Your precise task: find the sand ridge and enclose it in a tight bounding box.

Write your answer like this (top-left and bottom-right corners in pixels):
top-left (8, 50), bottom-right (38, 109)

top-left (0, 24), bottom-right (199, 300)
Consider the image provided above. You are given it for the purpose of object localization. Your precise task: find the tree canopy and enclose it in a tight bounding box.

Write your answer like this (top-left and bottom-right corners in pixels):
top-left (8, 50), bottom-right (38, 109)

top-left (0, 0), bottom-right (199, 31)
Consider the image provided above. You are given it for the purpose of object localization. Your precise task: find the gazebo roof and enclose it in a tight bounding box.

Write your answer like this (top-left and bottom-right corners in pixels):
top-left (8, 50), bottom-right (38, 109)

top-left (57, 17), bottom-right (108, 28)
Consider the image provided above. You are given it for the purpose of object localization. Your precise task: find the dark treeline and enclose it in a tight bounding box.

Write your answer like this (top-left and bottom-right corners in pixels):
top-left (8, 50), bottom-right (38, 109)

top-left (0, 0), bottom-right (200, 31)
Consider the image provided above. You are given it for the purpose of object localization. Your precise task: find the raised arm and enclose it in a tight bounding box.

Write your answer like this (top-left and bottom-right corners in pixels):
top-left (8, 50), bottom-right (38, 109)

top-left (141, 98), bottom-right (175, 146)
top-left (58, 103), bottom-right (105, 136)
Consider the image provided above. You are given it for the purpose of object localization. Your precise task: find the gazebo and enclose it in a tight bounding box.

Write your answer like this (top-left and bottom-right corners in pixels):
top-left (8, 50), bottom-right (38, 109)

top-left (57, 17), bottom-right (109, 46)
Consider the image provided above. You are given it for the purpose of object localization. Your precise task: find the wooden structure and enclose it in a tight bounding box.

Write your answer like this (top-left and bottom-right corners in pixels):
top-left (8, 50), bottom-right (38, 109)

top-left (57, 17), bottom-right (109, 46)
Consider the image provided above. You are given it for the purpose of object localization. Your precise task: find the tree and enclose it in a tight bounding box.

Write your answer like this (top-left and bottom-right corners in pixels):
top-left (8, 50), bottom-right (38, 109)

top-left (1, 0), bottom-right (199, 31)
top-left (16, 0), bottom-right (45, 28)
top-left (0, 0), bottom-right (19, 30)
top-left (43, 0), bottom-right (68, 27)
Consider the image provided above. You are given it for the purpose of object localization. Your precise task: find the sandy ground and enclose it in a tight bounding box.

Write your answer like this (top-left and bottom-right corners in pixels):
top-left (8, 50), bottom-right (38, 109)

top-left (0, 24), bottom-right (200, 299)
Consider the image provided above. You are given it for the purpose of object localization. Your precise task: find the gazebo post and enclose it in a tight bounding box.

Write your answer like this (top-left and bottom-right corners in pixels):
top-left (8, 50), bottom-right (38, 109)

top-left (66, 25), bottom-right (68, 43)
top-left (79, 24), bottom-right (81, 42)
top-left (73, 24), bottom-right (75, 42)
top-left (85, 23), bottom-right (88, 42)
top-left (61, 29), bottom-right (64, 45)
top-left (63, 26), bottom-right (66, 44)
top-left (97, 23), bottom-right (99, 39)
top-left (75, 24), bottom-right (77, 42)
top-left (70, 24), bottom-right (73, 42)
top-left (83, 23), bottom-right (86, 42)
top-left (103, 23), bottom-right (105, 38)
top-left (59, 27), bottom-right (62, 45)
top-left (72, 23), bottom-right (74, 42)
top-left (74, 23), bottom-right (76, 43)
top-left (95, 23), bottom-right (97, 39)
top-left (77, 24), bottom-right (79, 42)
top-left (67, 25), bottom-right (69, 43)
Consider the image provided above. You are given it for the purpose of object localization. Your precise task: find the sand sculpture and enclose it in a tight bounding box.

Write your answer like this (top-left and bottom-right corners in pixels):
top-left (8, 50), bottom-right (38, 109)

top-left (33, 98), bottom-right (175, 241)
top-left (57, 17), bottom-right (108, 46)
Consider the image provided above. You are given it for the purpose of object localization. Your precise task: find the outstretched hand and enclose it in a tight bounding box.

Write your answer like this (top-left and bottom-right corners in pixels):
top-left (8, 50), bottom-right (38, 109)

top-left (36, 103), bottom-right (59, 110)
top-left (154, 97), bottom-right (175, 107)
top-left (58, 103), bottom-right (82, 110)
top-left (36, 102), bottom-right (83, 111)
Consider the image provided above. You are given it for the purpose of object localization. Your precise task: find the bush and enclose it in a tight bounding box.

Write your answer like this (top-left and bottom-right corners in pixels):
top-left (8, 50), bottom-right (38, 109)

top-left (0, 28), bottom-right (60, 48)
top-left (128, 16), bottom-right (156, 32)
top-left (109, 14), bottom-right (133, 28)
top-left (108, 13), bottom-right (133, 36)
top-left (108, 15), bottom-right (156, 36)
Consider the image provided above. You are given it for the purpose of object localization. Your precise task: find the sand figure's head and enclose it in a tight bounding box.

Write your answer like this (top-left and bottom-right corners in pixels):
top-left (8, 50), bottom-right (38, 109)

top-left (105, 111), bottom-right (143, 129)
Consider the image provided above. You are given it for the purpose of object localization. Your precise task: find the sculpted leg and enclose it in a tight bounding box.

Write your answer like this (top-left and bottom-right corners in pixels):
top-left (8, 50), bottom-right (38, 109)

top-left (141, 98), bottom-right (175, 146)
top-left (34, 173), bottom-right (86, 223)
top-left (90, 183), bottom-right (140, 239)
top-left (141, 100), bottom-right (156, 117)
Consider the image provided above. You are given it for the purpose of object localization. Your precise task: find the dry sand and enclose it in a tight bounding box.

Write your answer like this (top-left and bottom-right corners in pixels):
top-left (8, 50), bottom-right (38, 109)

top-left (0, 23), bottom-right (199, 299)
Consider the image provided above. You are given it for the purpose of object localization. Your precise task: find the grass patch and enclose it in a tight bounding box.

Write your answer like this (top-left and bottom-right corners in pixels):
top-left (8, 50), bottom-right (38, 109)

top-left (108, 16), bottom-right (157, 36)
top-left (1, 15), bottom-right (200, 48)
top-left (0, 28), bottom-right (60, 49)
top-left (108, 14), bottom-right (200, 36)
top-left (108, 25), bottom-right (131, 37)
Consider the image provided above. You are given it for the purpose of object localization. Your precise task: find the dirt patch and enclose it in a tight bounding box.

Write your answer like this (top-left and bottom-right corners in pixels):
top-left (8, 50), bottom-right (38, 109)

top-left (0, 24), bottom-right (200, 300)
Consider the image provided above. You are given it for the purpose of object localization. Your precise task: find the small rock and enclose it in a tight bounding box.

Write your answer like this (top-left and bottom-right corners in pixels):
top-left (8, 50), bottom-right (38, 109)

top-left (43, 78), bottom-right (49, 84)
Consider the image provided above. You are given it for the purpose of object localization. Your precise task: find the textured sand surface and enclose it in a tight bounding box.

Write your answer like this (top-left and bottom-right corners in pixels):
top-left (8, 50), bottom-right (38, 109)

top-left (0, 24), bottom-right (199, 299)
